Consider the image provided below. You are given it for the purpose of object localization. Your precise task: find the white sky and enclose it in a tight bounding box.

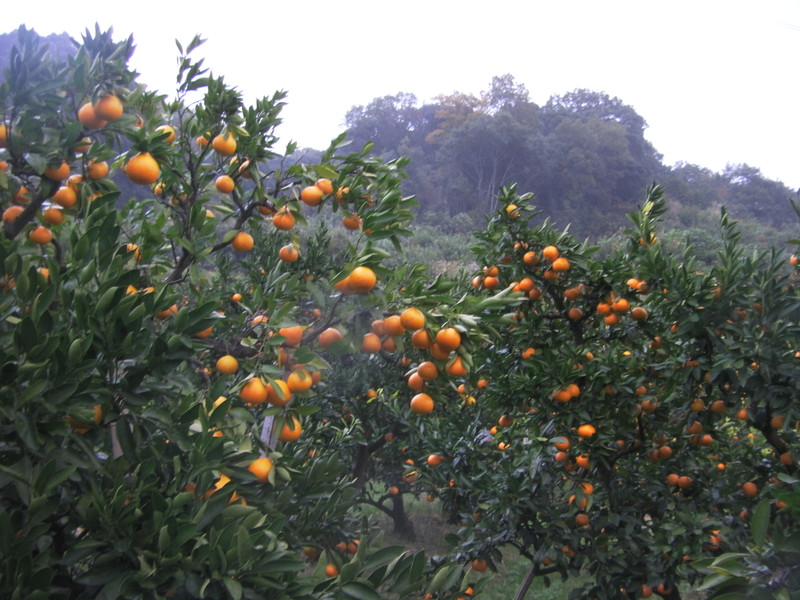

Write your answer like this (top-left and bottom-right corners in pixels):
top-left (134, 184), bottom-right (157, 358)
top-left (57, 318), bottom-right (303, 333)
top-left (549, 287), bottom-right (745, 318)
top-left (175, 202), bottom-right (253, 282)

top-left (4, 0), bottom-right (800, 190)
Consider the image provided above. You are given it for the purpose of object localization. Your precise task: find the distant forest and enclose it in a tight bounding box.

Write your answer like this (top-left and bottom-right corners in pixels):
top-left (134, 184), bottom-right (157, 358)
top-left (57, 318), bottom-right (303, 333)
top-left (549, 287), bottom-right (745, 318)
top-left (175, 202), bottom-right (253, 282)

top-left (341, 74), bottom-right (797, 241)
top-left (2, 29), bottom-right (796, 245)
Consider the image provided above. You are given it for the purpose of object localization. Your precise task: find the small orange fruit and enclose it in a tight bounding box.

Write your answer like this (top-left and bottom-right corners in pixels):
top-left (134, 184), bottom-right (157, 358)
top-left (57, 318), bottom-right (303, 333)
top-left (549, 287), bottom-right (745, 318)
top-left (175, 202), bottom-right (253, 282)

top-left (52, 186), bottom-right (78, 208)
top-left (410, 392), bottom-right (435, 414)
top-left (231, 232), bottom-right (254, 252)
top-left (278, 244), bottom-right (299, 262)
top-left (318, 327), bottom-right (343, 349)
top-left (361, 332), bottom-right (382, 353)
top-left (348, 266), bottom-right (377, 293)
top-left (29, 226), bottom-right (52, 245)
top-left (247, 457), bottom-right (273, 483)
top-left (278, 325), bottom-right (303, 347)
top-left (325, 564), bottom-right (339, 578)
top-left (300, 185), bottom-right (324, 206)
top-left (212, 132), bottom-right (237, 156)
top-left (742, 481), bottom-right (758, 497)
top-left (577, 424), bottom-right (596, 438)
top-left (215, 355), bottom-right (239, 375)
top-left (156, 124), bottom-right (176, 144)
top-left (277, 415), bottom-right (302, 442)
top-left (400, 307), bottom-right (426, 331)
top-left (215, 175), bottom-right (235, 194)
top-left (43, 161), bottom-right (70, 181)
top-left (542, 245), bottom-right (559, 262)
top-left (126, 152), bottom-right (160, 185)
top-left (94, 94), bottom-right (123, 121)
top-left (435, 327), bottom-right (461, 351)
top-left (240, 377), bottom-right (269, 405)
top-left (2, 205), bottom-right (24, 223)
top-left (87, 160), bottom-right (109, 180)
top-left (42, 206), bottom-right (65, 225)
top-left (77, 102), bottom-right (107, 129)
top-left (267, 379), bottom-right (293, 405)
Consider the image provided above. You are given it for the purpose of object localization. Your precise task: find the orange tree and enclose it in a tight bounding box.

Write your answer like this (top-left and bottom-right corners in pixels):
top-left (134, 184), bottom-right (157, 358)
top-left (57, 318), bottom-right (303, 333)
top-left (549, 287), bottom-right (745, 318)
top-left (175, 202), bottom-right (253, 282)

top-left (407, 183), bottom-right (800, 599)
top-left (0, 26), bottom-right (486, 599)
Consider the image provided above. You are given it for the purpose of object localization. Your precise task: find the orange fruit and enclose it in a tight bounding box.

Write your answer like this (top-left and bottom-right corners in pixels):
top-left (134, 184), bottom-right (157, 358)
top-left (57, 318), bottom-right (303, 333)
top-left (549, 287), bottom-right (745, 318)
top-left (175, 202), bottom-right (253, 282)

top-left (212, 132), bottom-right (237, 156)
top-left (410, 392), bottom-right (435, 414)
top-left (471, 558), bottom-right (488, 572)
top-left (231, 232), bottom-right (254, 252)
top-left (29, 226), bottom-right (52, 245)
top-left (277, 415), bottom-right (302, 442)
top-left (742, 481), bottom-right (758, 497)
top-left (248, 457), bottom-right (274, 483)
top-left (383, 315), bottom-right (405, 337)
top-left (278, 325), bottom-right (303, 347)
top-left (315, 178), bottom-right (334, 194)
top-left (577, 424), bottom-right (596, 438)
top-left (156, 124), bottom-right (176, 144)
top-left (94, 94), bottom-right (123, 121)
top-left (43, 161), bottom-right (70, 181)
top-left (446, 356), bottom-right (468, 377)
top-left (400, 307), bottom-right (426, 331)
top-left (348, 266), bottom-right (377, 293)
top-left (42, 206), bottom-right (65, 225)
top-left (552, 257), bottom-right (570, 272)
top-left (631, 306), bottom-right (648, 321)
top-left (267, 379), bottom-right (293, 405)
top-left (498, 414), bottom-right (514, 427)
top-left (215, 175), bottom-right (235, 193)
top-left (272, 209), bottom-right (295, 230)
top-left (575, 513), bottom-right (590, 527)
top-left (318, 327), bottom-right (343, 349)
top-left (407, 372), bottom-right (426, 392)
top-left (300, 185), bottom-right (324, 206)
top-left (126, 152), bottom-right (160, 185)
top-left (435, 327), bottom-right (461, 351)
top-left (410, 328), bottom-right (433, 349)
top-left (575, 453), bottom-right (591, 469)
top-left (612, 298), bottom-right (630, 314)
top-left (542, 245), bottom-right (559, 262)
top-left (677, 476), bottom-right (692, 489)
top-left (361, 332), bottom-right (382, 353)
top-left (87, 160), bottom-right (109, 180)
top-left (155, 304), bottom-right (178, 320)
top-left (427, 453), bottom-right (444, 466)
top-left (523, 251), bottom-right (539, 265)
top-left (240, 378), bottom-right (269, 405)
top-left (417, 361), bottom-right (439, 381)
top-left (0, 123), bottom-right (7, 147)
top-left (2, 205), bottom-right (24, 223)
top-left (325, 564), bottom-right (339, 578)
top-left (77, 102), bottom-right (107, 129)
top-left (342, 213), bottom-right (362, 230)
top-left (215, 355), bottom-right (239, 375)
top-left (505, 204), bottom-right (519, 218)
top-left (278, 244), bottom-right (299, 262)
top-left (52, 186), bottom-right (77, 208)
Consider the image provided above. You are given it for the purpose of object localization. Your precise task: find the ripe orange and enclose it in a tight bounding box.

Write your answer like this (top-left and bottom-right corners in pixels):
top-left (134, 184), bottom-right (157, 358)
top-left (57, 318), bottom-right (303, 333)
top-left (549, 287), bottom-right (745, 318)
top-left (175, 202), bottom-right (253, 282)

top-left (52, 185), bottom-right (77, 208)
top-left (505, 204), bottom-right (519, 218)
top-left (126, 152), bottom-right (160, 185)
top-left (29, 226), bottom-right (52, 245)
top-left (411, 328), bottom-right (433, 349)
top-left (542, 245), bottom-right (559, 262)
top-left (231, 232), bottom-right (254, 252)
top-left (0, 123), bottom-right (7, 147)
top-left (742, 481), bottom-right (758, 497)
top-left (575, 453), bottom-right (591, 469)
top-left (349, 266), bottom-right (377, 293)
top-left (361, 332), bottom-right (382, 353)
top-left (407, 372), bottom-right (426, 392)
top-left (2, 205), bottom-right (24, 223)
top-left (567, 308), bottom-right (583, 321)
top-left (77, 102), bottom-right (107, 129)
top-left (278, 325), bottom-right (303, 347)
top-left (43, 161), bottom-right (70, 181)
top-left (435, 327), bottom-right (461, 351)
top-left (631, 306), bottom-right (648, 321)
top-left (612, 298), bottom-right (630, 314)
top-left (325, 564), bottom-right (339, 578)
top-left (523, 251), bottom-right (539, 265)
top-left (300, 185), bottom-right (324, 206)
top-left (87, 160), bottom-right (109, 180)
top-left (410, 392), bottom-right (435, 414)
top-left (277, 415), bottom-right (302, 442)
top-left (278, 244), bottom-right (299, 262)
top-left (315, 178), bottom-right (334, 194)
top-left (471, 558), bottom-right (488, 572)
top-left (267, 379), bottom-right (293, 405)
top-left (677, 476), bottom-right (692, 489)
top-left (240, 377), bottom-right (269, 405)
top-left (155, 304), bottom-right (178, 320)
top-left (156, 124), bottom-right (176, 144)
top-left (212, 132), bottom-right (237, 156)
top-left (427, 453), bottom-right (444, 466)
top-left (552, 256), bottom-right (570, 272)
top-left (414, 360), bottom-right (437, 380)
top-left (42, 206), bottom-right (64, 225)
top-left (575, 513), bottom-right (590, 527)
top-left (248, 457), bottom-right (273, 483)
top-left (215, 355), bottom-right (239, 374)
top-left (446, 356), bottom-right (468, 377)
top-left (400, 307), bottom-right (426, 331)
top-left (342, 213), bottom-right (362, 230)
top-left (94, 93), bottom-right (123, 121)
top-left (577, 424), bottom-right (596, 438)
top-left (383, 315), bottom-right (405, 337)
top-left (498, 414), bottom-right (514, 428)
top-left (215, 175), bottom-right (235, 193)
top-left (318, 327), bottom-right (343, 349)
top-left (272, 209), bottom-right (295, 230)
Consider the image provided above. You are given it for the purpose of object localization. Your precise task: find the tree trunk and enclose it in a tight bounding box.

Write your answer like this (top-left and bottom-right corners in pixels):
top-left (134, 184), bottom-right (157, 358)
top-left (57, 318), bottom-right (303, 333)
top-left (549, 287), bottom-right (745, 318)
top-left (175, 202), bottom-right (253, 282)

top-left (388, 493), bottom-right (415, 540)
top-left (512, 560), bottom-right (538, 600)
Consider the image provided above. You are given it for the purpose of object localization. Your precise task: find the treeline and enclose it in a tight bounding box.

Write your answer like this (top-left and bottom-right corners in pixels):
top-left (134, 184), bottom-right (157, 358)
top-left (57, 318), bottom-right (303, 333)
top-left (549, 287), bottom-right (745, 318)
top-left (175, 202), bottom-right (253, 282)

top-left (343, 75), bottom-right (797, 240)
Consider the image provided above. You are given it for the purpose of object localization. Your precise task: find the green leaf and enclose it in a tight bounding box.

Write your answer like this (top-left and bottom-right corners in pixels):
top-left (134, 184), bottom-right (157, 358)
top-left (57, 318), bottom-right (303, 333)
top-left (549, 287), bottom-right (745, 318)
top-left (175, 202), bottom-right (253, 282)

top-left (342, 581), bottom-right (381, 600)
top-left (751, 498), bottom-right (771, 548)
top-left (223, 576), bottom-right (242, 600)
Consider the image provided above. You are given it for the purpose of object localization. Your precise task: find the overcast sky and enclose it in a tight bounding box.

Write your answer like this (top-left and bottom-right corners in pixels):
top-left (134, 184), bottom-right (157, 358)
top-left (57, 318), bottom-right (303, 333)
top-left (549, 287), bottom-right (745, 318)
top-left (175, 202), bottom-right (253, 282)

top-left (4, 0), bottom-right (800, 190)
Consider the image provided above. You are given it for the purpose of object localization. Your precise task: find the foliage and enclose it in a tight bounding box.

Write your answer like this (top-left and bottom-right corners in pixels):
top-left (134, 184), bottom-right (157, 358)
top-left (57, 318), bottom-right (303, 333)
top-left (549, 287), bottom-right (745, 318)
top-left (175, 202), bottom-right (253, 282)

top-left (0, 25), bottom-right (481, 600)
